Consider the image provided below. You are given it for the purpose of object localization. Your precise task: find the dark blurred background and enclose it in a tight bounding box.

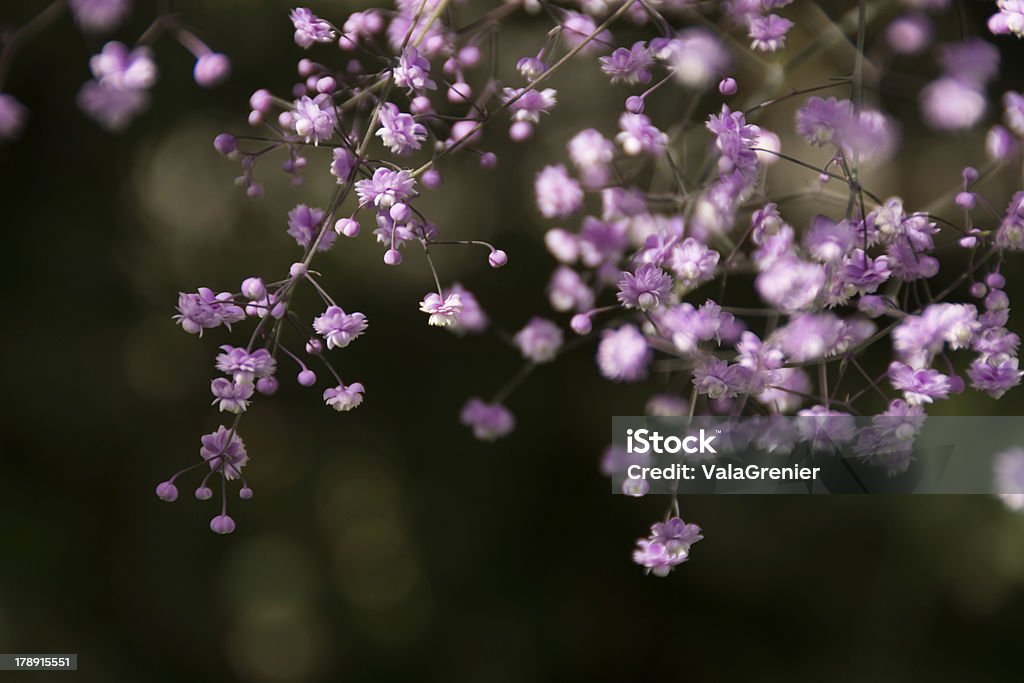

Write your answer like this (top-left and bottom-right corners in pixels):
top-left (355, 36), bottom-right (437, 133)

top-left (3, 1), bottom-right (1024, 681)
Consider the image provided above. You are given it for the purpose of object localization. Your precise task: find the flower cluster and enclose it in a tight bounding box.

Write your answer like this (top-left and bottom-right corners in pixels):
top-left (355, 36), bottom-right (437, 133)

top-left (95, 0), bottom-right (1024, 569)
top-left (0, 1), bottom-right (229, 139)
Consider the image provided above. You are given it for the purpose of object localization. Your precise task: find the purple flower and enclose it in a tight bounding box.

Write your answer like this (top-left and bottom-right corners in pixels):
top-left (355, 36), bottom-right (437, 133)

top-left (805, 215), bottom-right (855, 262)
top-left (617, 264), bottom-right (673, 310)
top-left (287, 204), bottom-right (335, 251)
top-left (666, 29), bottom-right (729, 90)
top-left (393, 46), bottom-right (436, 94)
top-left (997, 192), bottom-right (1024, 251)
top-left (355, 168), bottom-right (416, 208)
top-left (323, 382), bottom-right (365, 411)
top-left (994, 447), bottom-right (1024, 511)
top-left (667, 238), bottom-right (719, 288)
top-left (969, 355), bottom-right (1023, 398)
top-left (989, 1), bottom-right (1024, 38)
top-left (658, 300), bottom-right (733, 353)
top-left (289, 94), bottom-right (336, 144)
top-left (376, 103), bottom-right (426, 155)
top-left (548, 266), bottom-right (594, 312)
top-left (599, 42), bottom-right (653, 84)
top-left (313, 306), bottom-right (368, 349)
top-left (560, 12), bottom-right (612, 55)
top-left (887, 13), bottom-right (933, 55)
top-left (200, 426), bottom-right (248, 480)
top-left (420, 292), bottom-right (462, 327)
top-left (535, 165), bottom-right (583, 218)
top-left (194, 53), bottom-right (231, 88)
top-left (842, 250), bottom-right (891, 294)
top-left (503, 87), bottom-right (557, 123)
top-left (77, 80), bottom-right (149, 131)
top-left (567, 129), bottom-right (614, 188)
top-left (514, 317), bottom-right (564, 363)
top-left (616, 113), bottom-right (668, 156)
top-left (939, 39), bottom-right (1000, 85)
top-left (210, 378), bottom-right (254, 414)
top-left (291, 7), bottom-right (336, 48)
top-left (706, 105), bottom-right (760, 175)
top-left (795, 406), bottom-right (856, 451)
top-left (89, 42), bottom-right (156, 90)
top-left (174, 288), bottom-right (245, 335)
top-left (920, 78), bottom-right (986, 130)
top-left (774, 313), bottom-right (846, 362)
top-left (0, 94), bottom-right (28, 140)
top-left (1004, 92), bottom-right (1024, 136)
top-left (756, 258), bottom-right (826, 313)
top-left (748, 14), bottom-right (794, 52)
top-left (215, 346), bottom-right (276, 385)
top-left (460, 398), bottom-right (515, 441)
top-left (597, 325), bottom-right (651, 382)
top-left (444, 284), bottom-right (487, 334)
top-left (632, 540), bottom-right (688, 577)
top-left (70, 0), bottom-right (131, 33)
top-left (795, 96), bottom-right (854, 146)
top-left (888, 361), bottom-right (952, 405)
top-left (650, 517), bottom-right (704, 552)
top-left (330, 148), bottom-right (357, 183)
top-left (692, 357), bottom-right (751, 399)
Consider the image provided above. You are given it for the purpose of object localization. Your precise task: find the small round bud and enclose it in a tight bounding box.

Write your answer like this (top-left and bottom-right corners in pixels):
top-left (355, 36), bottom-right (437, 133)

top-left (250, 88), bottom-right (272, 112)
top-left (443, 57), bottom-right (459, 76)
top-left (970, 282), bottom-right (987, 298)
top-left (389, 202), bottom-right (411, 223)
top-left (298, 369), bottom-right (317, 386)
top-left (986, 272), bottom-right (1006, 289)
top-left (306, 338), bottom-right (323, 354)
top-left (918, 256), bottom-right (939, 279)
top-left (488, 249), bottom-right (508, 268)
top-left (338, 33), bottom-right (357, 50)
top-left (384, 248), bottom-right (403, 266)
top-left (625, 95), bottom-right (645, 114)
top-left (956, 192), bottom-right (975, 209)
top-left (479, 152), bottom-right (498, 169)
top-left (570, 314), bottom-right (592, 335)
top-left (195, 53), bottom-right (231, 87)
top-left (316, 76), bottom-right (337, 93)
top-left (948, 374), bottom-right (966, 393)
top-left (459, 45), bottom-right (482, 67)
top-left (297, 58), bottom-right (315, 78)
top-left (987, 125), bottom-right (1018, 161)
top-left (194, 486), bottom-right (213, 501)
top-left (986, 289), bottom-right (1010, 311)
top-left (241, 277), bottom-right (265, 299)
top-left (246, 182), bottom-right (264, 199)
top-left (448, 82), bottom-right (472, 103)
top-left (289, 262), bottom-right (308, 278)
top-left (410, 96), bottom-right (432, 115)
top-left (509, 121), bottom-right (533, 141)
top-left (335, 217), bottom-right (360, 237)
top-left (210, 515), bottom-right (236, 535)
top-left (622, 478), bottom-right (649, 497)
top-left (959, 235), bottom-right (978, 249)
top-left (256, 376), bottom-right (278, 395)
top-left (364, 12), bottom-right (383, 32)
top-left (214, 133), bottom-right (237, 156)
top-left (962, 166), bottom-right (979, 184)
top-left (156, 481), bottom-right (179, 502)
top-left (248, 110), bottom-right (262, 126)
top-left (291, 82), bottom-right (305, 98)
top-left (718, 77), bottom-right (737, 96)
top-left (424, 34), bottom-right (445, 54)
top-left (239, 487), bottom-right (254, 500)
top-left (422, 169), bottom-right (443, 189)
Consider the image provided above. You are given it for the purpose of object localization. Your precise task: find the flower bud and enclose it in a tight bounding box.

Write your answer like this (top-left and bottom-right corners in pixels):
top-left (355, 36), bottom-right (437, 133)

top-left (195, 53), bottom-right (231, 87)
top-left (194, 486), bottom-right (213, 500)
top-left (384, 248), bottom-right (402, 266)
top-left (210, 515), bottom-right (236, 535)
top-left (335, 217), bottom-right (360, 237)
top-left (570, 314), bottom-right (592, 335)
top-left (214, 133), bottom-right (237, 156)
top-left (488, 250), bottom-right (508, 268)
top-left (156, 481), bottom-right (179, 502)
top-left (625, 95), bottom-right (645, 114)
top-left (239, 487), bottom-right (254, 500)
top-left (241, 277), bottom-right (265, 299)
top-left (718, 77), bottom-right (737, 96)
top-left (256, 376), bottom-right (278, 395)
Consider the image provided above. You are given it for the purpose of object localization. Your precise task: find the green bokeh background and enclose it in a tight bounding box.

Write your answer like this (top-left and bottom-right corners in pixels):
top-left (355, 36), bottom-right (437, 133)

top-left (3, 1), bottom-right (1024, 680)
